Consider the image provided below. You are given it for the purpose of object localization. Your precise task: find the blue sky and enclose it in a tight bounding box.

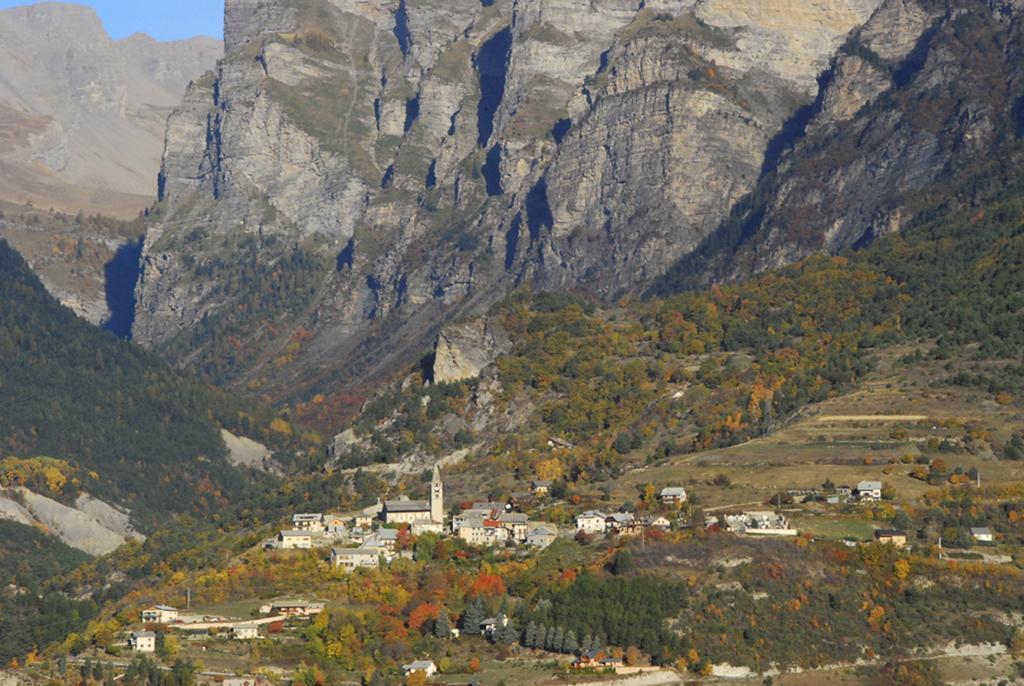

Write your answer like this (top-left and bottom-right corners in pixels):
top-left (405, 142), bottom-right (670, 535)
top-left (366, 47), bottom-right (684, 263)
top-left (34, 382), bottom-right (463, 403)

top-left (0, 1), bottom-right (224, 41)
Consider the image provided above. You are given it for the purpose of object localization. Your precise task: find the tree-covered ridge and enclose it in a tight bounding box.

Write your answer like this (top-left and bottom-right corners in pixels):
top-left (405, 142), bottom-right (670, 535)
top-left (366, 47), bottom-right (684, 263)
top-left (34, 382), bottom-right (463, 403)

top-left (334, 144), bottom-right (1024, 487)
top-left (0, 239), bottom-right (252, 527)
top-left (0, 520), bottom-right (96, 664)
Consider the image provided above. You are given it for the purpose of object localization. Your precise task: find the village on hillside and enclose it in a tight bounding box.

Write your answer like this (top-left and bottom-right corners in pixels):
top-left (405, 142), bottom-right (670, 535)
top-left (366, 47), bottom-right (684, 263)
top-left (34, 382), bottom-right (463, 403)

top-left (97, 447), bottom-right (1008, 686)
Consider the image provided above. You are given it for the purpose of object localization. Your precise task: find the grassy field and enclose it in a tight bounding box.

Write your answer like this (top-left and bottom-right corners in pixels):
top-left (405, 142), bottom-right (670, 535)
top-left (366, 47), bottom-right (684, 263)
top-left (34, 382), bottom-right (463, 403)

top-left (613, 344), bottom-right (1024, 511)
top-left (790, 515), bottom-right (876, 541)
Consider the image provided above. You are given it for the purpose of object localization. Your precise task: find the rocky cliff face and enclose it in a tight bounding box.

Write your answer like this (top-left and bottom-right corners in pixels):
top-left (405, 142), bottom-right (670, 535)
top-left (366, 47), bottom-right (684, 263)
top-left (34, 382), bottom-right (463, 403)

top-left (662, 0), bottom-right (1024, 288)
top-left (0, 3), bottom-right (220, 218)
top-left (139, 0), bottom-right (1001, 404)
top-left (432, 318), bottom-right (512, 384)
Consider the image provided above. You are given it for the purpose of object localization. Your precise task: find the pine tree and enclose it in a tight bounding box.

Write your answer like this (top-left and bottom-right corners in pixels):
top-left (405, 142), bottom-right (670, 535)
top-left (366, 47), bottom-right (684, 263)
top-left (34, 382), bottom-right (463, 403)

top-left (434, 607), bottom-right (451, 639)
top-left (543, 625), bottom-right (555, 651)
top-left (496, 616), bottom-right (518, 645)
top-left (525, 621), bottom-right (539, 648)
top-left (537, 625), bottom-right (549, 650)
top-left (563, 629), bottom-right (578, 655)
top-left (461, 598), bottom-right (485, 635)
top-left (552, 626), bottom-right (565, 653)
top-left (582, 634), bottom-right (595, 653)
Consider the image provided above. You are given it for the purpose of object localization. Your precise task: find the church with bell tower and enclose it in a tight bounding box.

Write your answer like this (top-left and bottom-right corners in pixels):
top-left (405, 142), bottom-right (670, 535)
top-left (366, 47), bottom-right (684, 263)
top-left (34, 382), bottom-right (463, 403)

top-left (381, 463), bottom-right (445, 525)
top-left (430, 463), bottom-right (444, 524)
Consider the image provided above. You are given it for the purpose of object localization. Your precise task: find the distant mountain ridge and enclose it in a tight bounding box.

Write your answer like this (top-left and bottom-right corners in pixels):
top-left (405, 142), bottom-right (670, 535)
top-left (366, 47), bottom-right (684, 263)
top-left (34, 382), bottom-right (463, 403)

top-left (0, 2), bottom-right (221, 218)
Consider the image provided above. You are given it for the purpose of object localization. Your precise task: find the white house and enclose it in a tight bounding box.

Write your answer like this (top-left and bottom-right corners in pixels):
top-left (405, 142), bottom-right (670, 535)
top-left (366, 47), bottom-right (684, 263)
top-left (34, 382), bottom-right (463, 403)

top-left (291, 513), bottom-right (325, 532)
top-left (498, 512), bottom-right (529, 542)
top-left (130, 631), bottom-right (156, 653)
top-left (402, 660), bottom-right (437, 677)
top-left (232, 623), bottom-right (260, 640)
top-left (277, 530), bottom-right (313, 549)
top-left (331, 546), bottom-right (389, 570)
top-left (530, 480), bottom-right (552, 495)
top-left (575, 511), bottom-right (608, 535)
top-left (855, 481), bottom-right (883, 501)
top-left (659, 486), bottom-right (688, 505)
top-left (527, 526), bottom-right (558, 548)
top-left (458, 517), bottom-right (509, 547)
top-left (644, 515), bottom-right (672, 529)
top-left (971, 527), bottom-right (994, 543)
top-left (141, 605), bottom-right (179, 624)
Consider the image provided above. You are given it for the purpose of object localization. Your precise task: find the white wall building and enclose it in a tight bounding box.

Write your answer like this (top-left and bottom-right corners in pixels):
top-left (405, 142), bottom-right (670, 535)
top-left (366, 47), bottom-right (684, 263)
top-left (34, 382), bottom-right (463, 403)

top-left (278, 530), bottom-right (312, 549)
top-left (575, 511), bottom-right (608, 535)
top-left (331, 546), bottom-right (390, 570)
top-left (856, 480), bottom-right (883, 501)
top-left (141, 605), bottom-right (179, 624)
top-left (291, 513), bottom-right (325, 532)
top-left (233, 623), bottom-right (260, 640)
top-left (130, 632), bottom-right (156, 653)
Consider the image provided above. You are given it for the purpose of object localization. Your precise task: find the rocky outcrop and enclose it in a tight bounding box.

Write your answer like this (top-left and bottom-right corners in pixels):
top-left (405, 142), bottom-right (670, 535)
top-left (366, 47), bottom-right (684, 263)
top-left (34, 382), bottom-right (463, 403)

top-left (671, 0), bottom-right (1024, 286)
top-left (432, 318), bottom-right (512, 383)
top-left (0, 488), bottom-right (142, 556)
top-left (221, 429), bottom-right (278, 473)
top-left (0, 3), bottom-right (220, 217)
top-left (137, 0), bottom-right (967, 405)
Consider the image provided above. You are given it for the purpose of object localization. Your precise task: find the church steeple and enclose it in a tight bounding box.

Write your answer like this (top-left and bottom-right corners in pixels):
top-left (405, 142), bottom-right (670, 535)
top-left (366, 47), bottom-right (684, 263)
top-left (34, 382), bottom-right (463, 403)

top-left (430, 464), bottom-right (444, 523)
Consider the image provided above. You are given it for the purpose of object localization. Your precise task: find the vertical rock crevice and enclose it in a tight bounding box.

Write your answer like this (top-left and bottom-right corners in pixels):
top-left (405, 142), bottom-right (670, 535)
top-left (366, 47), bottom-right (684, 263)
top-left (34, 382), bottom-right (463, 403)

top-left (474, 26), bottom-right (511, 148)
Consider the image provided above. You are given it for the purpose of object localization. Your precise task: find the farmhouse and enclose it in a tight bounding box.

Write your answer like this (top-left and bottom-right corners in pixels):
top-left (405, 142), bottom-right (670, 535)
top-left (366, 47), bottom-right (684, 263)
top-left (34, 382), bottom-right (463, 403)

top-left (332, 546), bottom-right (389, 569)
top-left (277, 530), bottom-right (312, 549)
top-left (573, 649), bottom-right (622, 669)
top-left (530, 479), bottom-right (552, 495)
top-left (332, 546), bottom-right (390, 570)
top-left (232, 623), bottom-right (260, 640)
top-left (259, 600), bottom-right (324, 617)
top-left (874, 529), bottom-right (908, 547)
top-left (141, 605), bottom-right (179, 624)
top-left (575, 510), bottom-right (608, 535)
top-left (402, 660), bottom-right (437, 677)
top-left (129, 631), bottom-right (156, 653)
top-left (643, 515), bottom-right (672, 529)
top-left (856, 480), bottom-right (883, 502)
top-left (659, 486), bottom-right (688, 505)
top-left (971, 527), bottom-right (994, 543)
top-left (291, 513), bottom-right (325, 532)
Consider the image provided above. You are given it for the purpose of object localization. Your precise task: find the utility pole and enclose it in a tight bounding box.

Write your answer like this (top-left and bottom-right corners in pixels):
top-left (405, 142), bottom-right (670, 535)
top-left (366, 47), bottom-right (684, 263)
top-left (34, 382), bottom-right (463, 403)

top-left (186, 588), bottom-right (191, 610)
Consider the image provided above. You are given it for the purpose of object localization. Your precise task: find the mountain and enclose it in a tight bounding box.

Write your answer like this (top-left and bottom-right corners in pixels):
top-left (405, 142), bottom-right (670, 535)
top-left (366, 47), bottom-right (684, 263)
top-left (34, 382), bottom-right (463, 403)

top-left (132, 0), bottom-right (901, 401)
top-left (0, 238), bottom-right (271, 532)
top-left (656, 0), bottom-right (1024, 289)
top-left (0, 2), bottom-right (221, 218)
